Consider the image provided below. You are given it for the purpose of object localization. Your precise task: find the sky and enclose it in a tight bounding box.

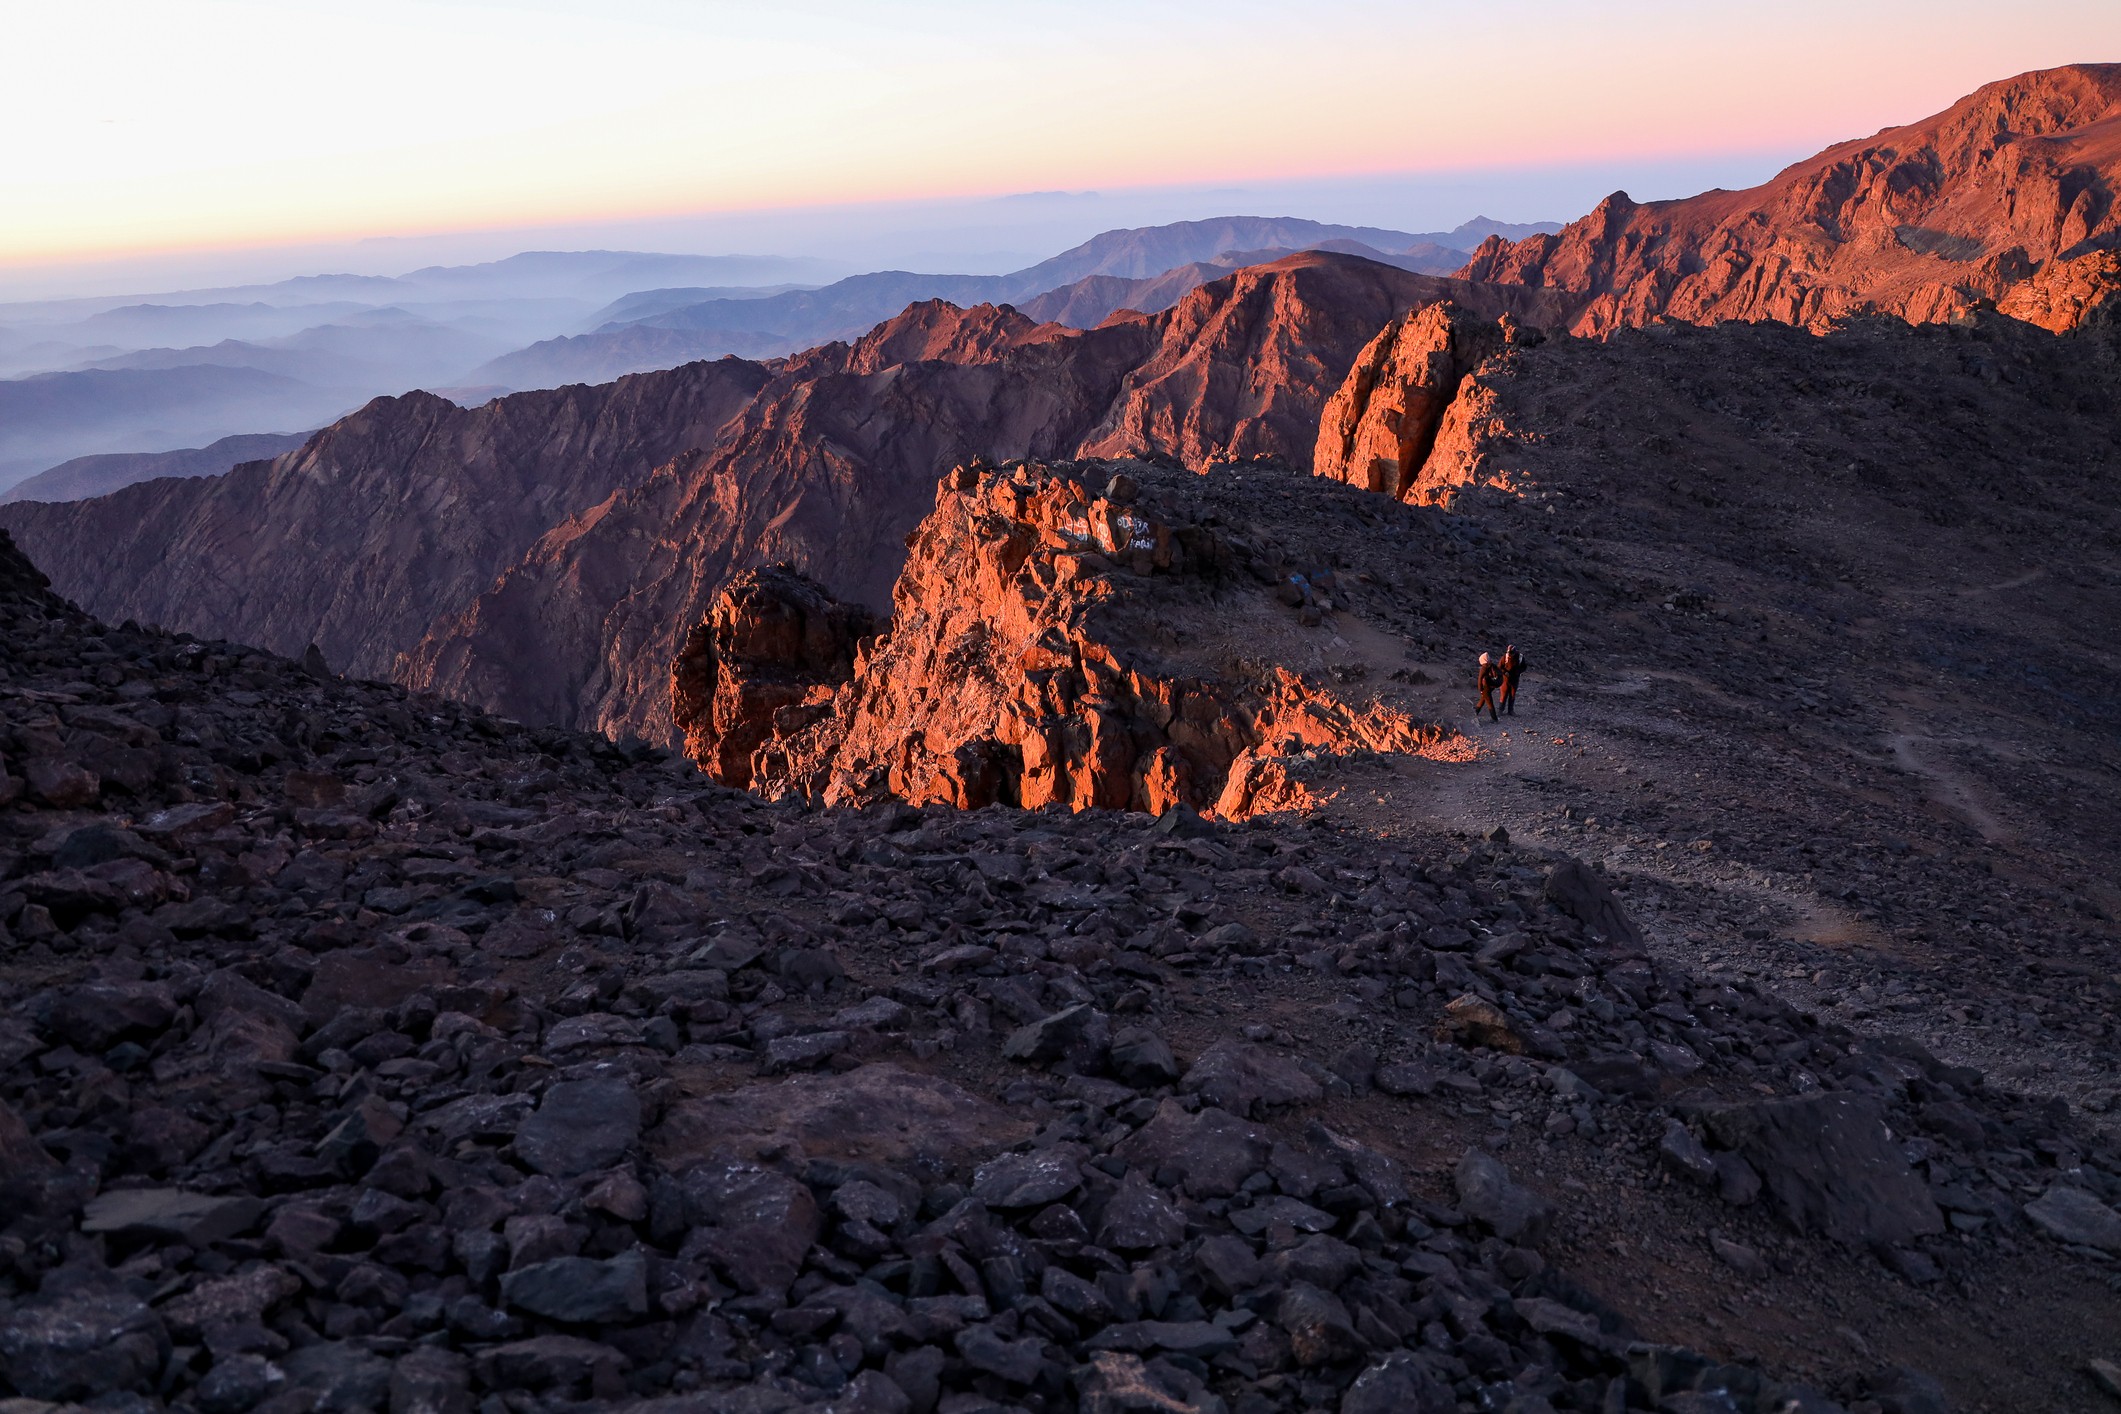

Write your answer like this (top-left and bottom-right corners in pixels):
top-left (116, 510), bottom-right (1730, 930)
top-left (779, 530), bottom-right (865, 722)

top-left (7, 0), bottom-right (2121, 293)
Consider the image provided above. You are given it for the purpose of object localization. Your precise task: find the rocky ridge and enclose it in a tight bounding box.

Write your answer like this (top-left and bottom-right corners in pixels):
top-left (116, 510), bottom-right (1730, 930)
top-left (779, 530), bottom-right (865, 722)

top-left (0, 364), bottom-right (772, 683)
top-left (1311, 304), bottom-right (1520, 504)
top-left (391, 257), bottom-right (1565, 746)
top-left (4, 522), bottom-right (2120, 1412)
top-left (1, 255), bottom-right (1561, 746)
top-left (1460, 64), bottom-right (2121, 334)
top-left (674, 462), bottom-right (1459, 819)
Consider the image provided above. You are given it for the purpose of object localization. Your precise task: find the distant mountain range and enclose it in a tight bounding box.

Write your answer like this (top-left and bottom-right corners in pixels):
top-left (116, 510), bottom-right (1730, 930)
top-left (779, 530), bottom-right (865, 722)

top-left (0, 432), bottom-right (310, 505)
top-left (0, 366), bottom-right (350, 490)
top-left (469, 217), bottom-right (1559, 390)
top-left (0, 224), bottom-right (1559, 495)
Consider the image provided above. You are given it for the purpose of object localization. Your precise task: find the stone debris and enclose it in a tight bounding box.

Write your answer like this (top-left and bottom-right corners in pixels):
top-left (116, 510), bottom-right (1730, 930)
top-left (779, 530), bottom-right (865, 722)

top-left (0, 523), bottom-right (2113, 1412)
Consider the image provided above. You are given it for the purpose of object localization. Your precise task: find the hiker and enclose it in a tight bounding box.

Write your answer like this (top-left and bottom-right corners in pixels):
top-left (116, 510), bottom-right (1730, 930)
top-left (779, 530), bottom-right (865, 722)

top-left (1476, 652), bottom-right (1503, 722)
top-left (1500, 644), bottom-right (1525, 715)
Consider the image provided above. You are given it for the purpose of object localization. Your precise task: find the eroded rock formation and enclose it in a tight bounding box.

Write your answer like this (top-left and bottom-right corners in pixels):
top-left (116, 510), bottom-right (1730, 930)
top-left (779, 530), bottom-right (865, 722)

top-left (669, 565), bottom-right (880, 788)
top-left (1312, 303), bottom-right (1517, 503)
top-left (675, 460), bottom-right (1457, 818)
top-left (1461, 64), bottom-right (2121, 333)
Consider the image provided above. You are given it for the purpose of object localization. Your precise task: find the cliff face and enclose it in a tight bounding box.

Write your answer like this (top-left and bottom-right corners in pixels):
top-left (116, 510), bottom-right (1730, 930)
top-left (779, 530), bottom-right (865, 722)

top-left (0, 361), bottom-right (772, 679)
top-left (1312, 303), bottom-right (1523, 503)
top-left (674, 459), bottom-right (1459, 819)
top-left (670, 565), bottom-right (881, 789)
top-left (1075, 255), bottom-right (1566, 469)
top-left (1461, 64), bottom-right (2121, 333)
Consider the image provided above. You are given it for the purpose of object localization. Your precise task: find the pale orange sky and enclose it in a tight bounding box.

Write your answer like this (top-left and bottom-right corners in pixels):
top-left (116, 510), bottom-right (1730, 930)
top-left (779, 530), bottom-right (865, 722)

top-left (8, 0), bottom-right (2120, 268)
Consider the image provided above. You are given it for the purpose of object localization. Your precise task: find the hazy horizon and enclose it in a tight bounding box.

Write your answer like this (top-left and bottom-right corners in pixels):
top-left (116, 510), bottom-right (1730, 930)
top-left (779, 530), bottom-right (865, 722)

top-left (9, 0), bottom-right (2121, 300)
top-left (0, 149), bottom-right (1807, 304)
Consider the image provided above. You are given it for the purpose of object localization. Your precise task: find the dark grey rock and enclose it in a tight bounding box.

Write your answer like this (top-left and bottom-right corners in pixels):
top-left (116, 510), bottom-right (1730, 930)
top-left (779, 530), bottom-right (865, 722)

top-left (195, 1353), bottom-right (286, 1414)
top-left (1194, 1234), bottom-right (1264, 1297)
top-left (1180, 1040), bottom-right (1322, 1118)
top-left (764, 1028), bottom-right (853, 1071)
top-left (278, 1341), bottom-right (394, 1414)
top-left (682, 1159), bottom-right (822, 1296)
top-left (815, 1370), bottom-right (915, 1414)
top-left (1109, 1026), bottom-right (1182, 1088)
top-left (1714, 1151), bottom-right (1762, 1207)
top-left (1702, 1094), bottom-right (1942, 1246)
top-left (389, 1346), bottom-right (474, 1414)
top-left (514, 1077), bottom-right (641, 1177)
top-left (1003, 1003), bottom-right (1111, 1071)
top-left (0, 1282), bottom-right (169, 1401)
top-left (2024, 1184), bottom-right (2121, 1252)
top-left (1113, 1099), bottom-right (1270, 1199)
top-left (1542, 857), bottom-right (1643, 945)
top-left (971, 1148), bottom-right (1083, 1208)
top-left (1340, 1352), bottom-right (1455, 1414)
top-left (499, 1250), bottom-right (649, 1323)
top-left (833, 1178), bottom-right (907, 1229)
top-left (474, 1335), bottom-right (628, 1398)
top-left (1275, 1282), bottom-right (1364, 1367)
top-left (81, 1187), bottom-right (261, 1245)
top-left (1372, 1062), bottom-right (1438, 1097)
top-left (955, 1323), bottom-right (1047, 1384)
top-left (1453, 1149), bottom-right (1551, 1244)
top-left (1096, 1172), bottom-right (1186, 1251)
top-left (1659, 1119), bottom-right (1718, 1185)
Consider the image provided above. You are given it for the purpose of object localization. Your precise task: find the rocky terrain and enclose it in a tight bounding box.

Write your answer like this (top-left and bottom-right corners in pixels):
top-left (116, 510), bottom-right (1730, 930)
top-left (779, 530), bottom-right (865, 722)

top-left (5, 498), bottom-right (2121, 1414)
top-left (3, 66), bottom-right (2120, 1410)
top-left (672, 462), bottom-right (1463, 819)
top-left (1460, 65), bottom-right (2121, 334)
top-left (0, 363), bottom-right (773, 684)
top-left (1, 254), bottom-right (1559, 738)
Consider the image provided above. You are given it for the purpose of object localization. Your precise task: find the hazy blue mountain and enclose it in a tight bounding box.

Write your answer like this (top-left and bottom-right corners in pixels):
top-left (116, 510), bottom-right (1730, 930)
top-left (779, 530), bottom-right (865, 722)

top-left (1, 431), bottom-right (311, 505)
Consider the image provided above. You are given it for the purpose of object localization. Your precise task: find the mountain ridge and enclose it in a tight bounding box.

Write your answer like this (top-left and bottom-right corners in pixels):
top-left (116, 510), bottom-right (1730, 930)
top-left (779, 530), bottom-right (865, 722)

top-left (1460, 63), bottom-right (2121, 332)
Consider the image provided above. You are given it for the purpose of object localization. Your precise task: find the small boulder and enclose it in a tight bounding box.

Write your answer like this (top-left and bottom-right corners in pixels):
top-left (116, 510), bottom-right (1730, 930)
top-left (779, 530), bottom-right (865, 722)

top-left (1341, 1352), bottom-right (1456, 1414)
top-left (2024, 1184), bottom-right (2121, 1253)
top-left (0, 1281), bottom-right (169, 1401)
top-left (1542, 858), bottom-right (1643, 945)
top-left (513, 1078), bottom-right (642, 1178)
top-left (499, 1251), bottom-right (649, 1324)
top-left (1109, 1026), bottom-right (1182, 1088)
top-left (1453, 1148), bottom-right (1551, 1244)
top-left (82, 1188), bottom-right (261, 1246)
top-left (1112, 1099), bottom-right (1271, 1199)
top-left (1435, 994), bottom-right (1524, 1053)
top-left (1276, 1282), bottom-right (1364, 1366)
top-left (1096, 1172), bottom-right (1187, 1251)
top-left (1180, 1039), bottom-right (1322, 1117)
top-left (1003, 1003), bottom-right (1111, 1071)
top-left (971, 1149), bottom-right (1083, 1209)
top-left (1702, 1094), bottom-right (1941, 1246)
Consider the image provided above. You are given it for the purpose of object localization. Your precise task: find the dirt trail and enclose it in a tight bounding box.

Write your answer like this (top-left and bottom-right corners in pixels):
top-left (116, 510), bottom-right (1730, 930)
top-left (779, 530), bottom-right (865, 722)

top-left (1882, 725), bottom-right (2015, 844)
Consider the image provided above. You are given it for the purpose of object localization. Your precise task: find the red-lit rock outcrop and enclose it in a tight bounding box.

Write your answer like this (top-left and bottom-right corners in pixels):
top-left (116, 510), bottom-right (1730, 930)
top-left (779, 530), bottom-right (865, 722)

top-left (675, 460), bottom-right (1458, 817)
top-left (669, 565), bottom-right (881, 789)
top-left (1312, 303), bottom-right (1523, 504)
